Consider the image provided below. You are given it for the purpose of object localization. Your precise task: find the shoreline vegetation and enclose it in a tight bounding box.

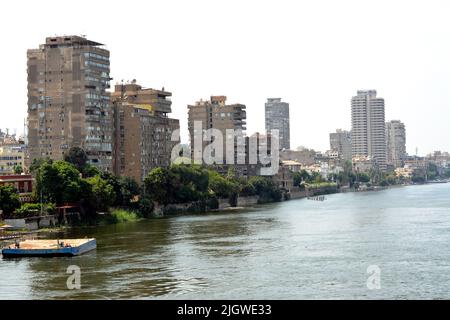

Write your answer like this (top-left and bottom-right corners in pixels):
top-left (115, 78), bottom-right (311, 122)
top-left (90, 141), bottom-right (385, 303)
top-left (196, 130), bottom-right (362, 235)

top-left (0, 180), bottom-right (447, 239)
top-left (1, 149), bottom-right (449, 233)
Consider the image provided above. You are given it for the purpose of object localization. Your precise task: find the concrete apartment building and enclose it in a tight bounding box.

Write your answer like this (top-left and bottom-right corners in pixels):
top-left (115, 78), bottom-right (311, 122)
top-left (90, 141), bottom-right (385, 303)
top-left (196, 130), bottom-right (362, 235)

top-left (351, 90), bottom-right (387, 171)
top-left (188, 96), bottom-right (247, 164)
top-left (111, 81), bottom-right (179, 183)
top-left (0, 146), bottom-right (24, 175)
top-left (265, 98), bottom-right (290, 150)
top-left (280, 148), bottom-right (316, 166)
top-left (386, 120), bottom-right (406, 168)
top-left (27, 36), bottom-right (113, 171)
top-left (329, 129), bottom-right (352, 162)
top-left (187, 96), bottom-right (283, 179)
top-left (0, 133), bottom-right (26, 175)
top-left (426, 151), bottom-right (450, 169)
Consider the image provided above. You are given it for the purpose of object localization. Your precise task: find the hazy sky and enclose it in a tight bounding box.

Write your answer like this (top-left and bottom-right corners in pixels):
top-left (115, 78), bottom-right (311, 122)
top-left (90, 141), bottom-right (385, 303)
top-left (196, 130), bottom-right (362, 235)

top-left (1, 0), bottom-right (449, 155)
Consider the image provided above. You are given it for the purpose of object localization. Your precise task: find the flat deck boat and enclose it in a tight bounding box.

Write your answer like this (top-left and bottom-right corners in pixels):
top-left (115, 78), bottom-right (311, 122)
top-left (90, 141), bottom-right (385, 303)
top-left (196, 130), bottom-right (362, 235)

top-left (1, 238), bottom-right (96, 257)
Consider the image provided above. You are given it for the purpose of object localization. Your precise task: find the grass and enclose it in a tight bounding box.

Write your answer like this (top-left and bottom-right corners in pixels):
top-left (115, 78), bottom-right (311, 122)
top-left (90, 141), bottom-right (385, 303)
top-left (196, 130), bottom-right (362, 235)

top-left (307, 182), bottom-right (338, 189)
top-left (107, 209), bottom-right (141, 224)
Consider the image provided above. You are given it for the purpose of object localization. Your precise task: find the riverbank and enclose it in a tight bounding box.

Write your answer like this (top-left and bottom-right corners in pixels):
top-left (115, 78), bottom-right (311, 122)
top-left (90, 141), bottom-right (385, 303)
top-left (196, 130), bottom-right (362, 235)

top-left (1, 181), bottom-right (424, 232)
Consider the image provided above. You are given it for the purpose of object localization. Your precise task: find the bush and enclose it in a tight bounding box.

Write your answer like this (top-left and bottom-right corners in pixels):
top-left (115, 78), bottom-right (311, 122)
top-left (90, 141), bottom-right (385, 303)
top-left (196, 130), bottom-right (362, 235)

top-left (107, 209), bottom-right (140, 223)
top-left (138, 197), bottom-right (154, 217)
top-left (248, 176), bottom-right (282, 203)
top-left (13, 203), bottom-right (56, 218)
top-left (144, 165), bottom-right (209, 205)
top-left (206, 196), bottom-right (219, 210)
top-left (239, 180), bottom-right (257, 196)
top-left (0, 185), bottom-right (21, 215)
top-left (208, 170), bottom-right (239, 198)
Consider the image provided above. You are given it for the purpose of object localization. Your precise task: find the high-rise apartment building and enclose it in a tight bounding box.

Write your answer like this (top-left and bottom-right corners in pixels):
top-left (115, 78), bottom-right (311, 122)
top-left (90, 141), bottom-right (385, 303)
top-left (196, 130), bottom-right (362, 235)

top-left (386, 120), bottom-right (406, 168)
top-left (265, 98), bottom-right (290, 150)
top-left (329, 129), bottom-right (352, 162)
top-left (111, 81), bottom-right (179, 183)
top-left (188, 96), bottom-right (246, 163)
top-left (351, 90), bottom-right (387, 170)
top-left (27, 36), bottom-right (112, 171)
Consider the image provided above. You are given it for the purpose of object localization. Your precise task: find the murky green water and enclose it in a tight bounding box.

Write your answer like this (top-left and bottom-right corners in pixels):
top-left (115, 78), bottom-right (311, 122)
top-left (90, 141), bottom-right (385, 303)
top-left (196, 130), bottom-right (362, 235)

top-left (1, 183), bottom-right (450, 299)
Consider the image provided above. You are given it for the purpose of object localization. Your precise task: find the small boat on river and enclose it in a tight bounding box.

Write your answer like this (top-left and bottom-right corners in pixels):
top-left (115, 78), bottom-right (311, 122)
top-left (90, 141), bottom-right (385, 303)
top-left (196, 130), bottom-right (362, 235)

top-left (307, 195), bottom-right (326, 201)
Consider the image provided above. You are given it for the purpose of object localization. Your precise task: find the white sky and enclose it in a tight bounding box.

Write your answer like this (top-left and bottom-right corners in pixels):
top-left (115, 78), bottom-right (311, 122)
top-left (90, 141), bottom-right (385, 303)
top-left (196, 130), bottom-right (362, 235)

top-left (1, 0), bottom-right (449, 155)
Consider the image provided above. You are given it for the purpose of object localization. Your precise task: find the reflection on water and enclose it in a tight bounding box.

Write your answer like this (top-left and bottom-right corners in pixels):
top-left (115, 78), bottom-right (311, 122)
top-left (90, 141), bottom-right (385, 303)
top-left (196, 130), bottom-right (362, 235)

top-left (2, 183), bottom-right (450, 299)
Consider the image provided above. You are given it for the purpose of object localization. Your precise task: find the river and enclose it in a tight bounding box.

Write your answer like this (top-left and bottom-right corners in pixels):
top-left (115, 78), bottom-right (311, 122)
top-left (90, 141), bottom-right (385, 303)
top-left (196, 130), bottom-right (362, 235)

top-left (1, 183), bottom-right (450, 299)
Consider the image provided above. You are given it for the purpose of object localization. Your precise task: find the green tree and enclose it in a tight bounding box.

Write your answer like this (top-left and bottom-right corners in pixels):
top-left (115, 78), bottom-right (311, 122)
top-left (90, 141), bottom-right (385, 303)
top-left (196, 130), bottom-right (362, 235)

top-left (82, 164), bottom-right (101, 178)
top-left (311, 171), bottom-right (323, 183)
top-left (13, 165), bottom-right (23, 174)
top-left (385, 174), bottom-right (398, 185)
top-left (293, 170), bottom-right (311, 186)
top-left (412, 173), bottom-right (426, 184)
top-left (248, 176), bottom-right (282, 202)
top-left (86, 175), bottom-right (116, 211)
top-left (340, 160), bottom-right (356, 187)
top-left (118, 176), bottom-right (140, 206)
top-left (144, 167), bottom-right (170, 205)
top-left (99, 171), bottom-right (122, 205)
top-left (356, 172), bottom-right (370, 183)
top-left (144, 165), bottom-right (212, 205)
top-left (29, 158), bottom-right (52, 174)
top-left (208, 170), bottom-right (239, 198)
top-left (168, 165), bottom-right (209, 203)
top-left (0, 184), bottom-right (21, 215)
top-left (445, 169), bottom-right (450, 179)
top-left (239, 179), bottom-right (257, 196)
top-left (426, 163), bottom-right (439, 181)
top-left (36, 161), bottom-right (83, 204)
top-left (64, 147), bottom-right (88, 171)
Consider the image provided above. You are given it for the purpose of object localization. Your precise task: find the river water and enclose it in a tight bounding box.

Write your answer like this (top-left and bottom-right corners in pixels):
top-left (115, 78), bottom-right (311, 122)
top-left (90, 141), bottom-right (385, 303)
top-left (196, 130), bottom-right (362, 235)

top-left (1, 183), bottom-right (450, 299)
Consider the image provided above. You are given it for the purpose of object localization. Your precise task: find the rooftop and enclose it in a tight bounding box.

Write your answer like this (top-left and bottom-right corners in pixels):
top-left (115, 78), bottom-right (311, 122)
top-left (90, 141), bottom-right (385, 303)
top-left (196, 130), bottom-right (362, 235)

top-left (45, 35), bottom-right (104, 47)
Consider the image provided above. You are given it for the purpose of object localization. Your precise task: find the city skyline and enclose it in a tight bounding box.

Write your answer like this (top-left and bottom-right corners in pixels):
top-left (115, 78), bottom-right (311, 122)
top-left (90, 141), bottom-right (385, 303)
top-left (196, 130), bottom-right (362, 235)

top-left (1, 0), bottom-right (450, 155)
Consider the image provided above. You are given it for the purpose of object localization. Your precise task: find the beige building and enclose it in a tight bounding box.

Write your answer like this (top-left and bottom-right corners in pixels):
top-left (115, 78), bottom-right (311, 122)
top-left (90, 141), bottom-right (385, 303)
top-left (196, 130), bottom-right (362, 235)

top-left (425, 151), bottom-right (450, 169)
top-left (280, 148), bottom-right (316, 165)
top-left (0, 133), bottom-right (26, 175)
top-left (351, 90), bottom-right (387, 171)
top-left (281, 160), bottom-right (302, 173)
top-left (395, 166), bottom-right (414, 179)
top-left (0, 145), bottom-right (25, 175)
top-left (111, 81), bottom-right (179, 183)
top-left (27, 36), bottom-right (113, 171)
top-left (386, 120), bottom-right (406, 168)
top-left (352, 155), bottom-right (375, 173)
top-left (404, 156), bottom-right (428, 171)
top-left (188, 96), bottom-right (246, 163)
